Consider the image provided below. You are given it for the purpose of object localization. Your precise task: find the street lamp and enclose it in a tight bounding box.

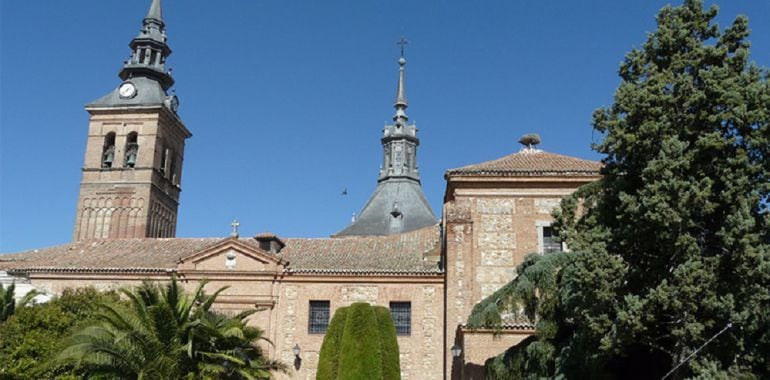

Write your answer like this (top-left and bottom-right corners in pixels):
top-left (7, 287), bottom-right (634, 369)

top-left (292, 344), bottom-right (301, 358)
top-left (451, 344), bottom-right (462, 358)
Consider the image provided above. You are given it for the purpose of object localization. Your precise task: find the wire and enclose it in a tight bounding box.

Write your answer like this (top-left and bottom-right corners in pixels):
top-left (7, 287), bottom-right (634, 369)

top-left (660, 322), bottom-right (733, 380)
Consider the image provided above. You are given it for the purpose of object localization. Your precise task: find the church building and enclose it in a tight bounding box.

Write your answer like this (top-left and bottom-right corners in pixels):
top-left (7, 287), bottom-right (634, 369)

top-left (0, 1), bottom-right (602, 379)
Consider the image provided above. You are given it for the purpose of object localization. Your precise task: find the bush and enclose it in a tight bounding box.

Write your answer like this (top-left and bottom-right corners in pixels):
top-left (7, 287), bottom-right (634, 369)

top-left (317, 302), bottom-right (400, 380)
top-left (0, 287), bottom-right (120, 380)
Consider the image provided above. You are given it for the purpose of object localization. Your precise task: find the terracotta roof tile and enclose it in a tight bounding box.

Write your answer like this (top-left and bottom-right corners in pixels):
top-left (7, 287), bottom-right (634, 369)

top-left (446, 149), bottom-right (601, 177)
top-left (254, 232), bottom-right (278, 239)
top-left (0, 226), bottom-right (442, 275)
top-left (280, 225), bottom-right (441, 274)
top-left (0, 238), bottom-right (226, 271)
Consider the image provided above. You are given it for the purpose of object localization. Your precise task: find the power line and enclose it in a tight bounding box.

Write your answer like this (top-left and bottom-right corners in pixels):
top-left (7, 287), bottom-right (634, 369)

top-left (661, 322), bottom-right (733, 380)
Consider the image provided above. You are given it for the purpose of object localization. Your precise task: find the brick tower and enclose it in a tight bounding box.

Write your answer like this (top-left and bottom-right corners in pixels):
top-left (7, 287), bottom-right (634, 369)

top-left (73, 0), bottom-right (191, 240)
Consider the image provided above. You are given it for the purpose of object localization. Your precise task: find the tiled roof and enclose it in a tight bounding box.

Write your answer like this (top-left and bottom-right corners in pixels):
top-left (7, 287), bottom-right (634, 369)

top-left (0, 238), bottom-right (231, 271)
top-left (0, 226), bottom-right (442, 275)
top-left (280, 225), bottom-right (441, 274)
top-left (446, 149), bottom-right (601, 177)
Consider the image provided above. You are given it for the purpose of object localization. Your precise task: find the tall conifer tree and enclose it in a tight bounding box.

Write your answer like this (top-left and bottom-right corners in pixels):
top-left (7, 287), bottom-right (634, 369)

top-left (477, 1), bottom-right (769, 378)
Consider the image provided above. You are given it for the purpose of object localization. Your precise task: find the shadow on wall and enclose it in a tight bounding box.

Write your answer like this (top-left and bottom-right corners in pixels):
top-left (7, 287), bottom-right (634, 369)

top-left (464, 363), bottom-right (485, 380)
top-left (450, 326), bottom-right (463, 379)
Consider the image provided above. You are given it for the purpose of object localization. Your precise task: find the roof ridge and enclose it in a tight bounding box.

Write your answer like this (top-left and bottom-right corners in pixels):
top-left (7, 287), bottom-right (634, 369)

top-left (446, 148), bottom-right (601, 176)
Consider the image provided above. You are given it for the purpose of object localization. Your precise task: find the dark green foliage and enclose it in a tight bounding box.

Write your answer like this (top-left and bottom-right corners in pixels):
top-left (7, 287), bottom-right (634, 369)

top-left (373, 306), bottom-right (400, 380)
top-left (467, 252), bottom-right (571, 331)
top-left (317, 307), bottom-right (348, 380)
top-left (316, 302), bottom-right (400, 380)
top-left (338, 303), bottom-right (383, 380)
top-left (0, 282), bottom-right (40, 322)
top-left (476, 1), bottom-right (770, 378)
top-left (0, 287), bottom-right (120, 380)
top-left (55, 278), bottom-right (287, 379)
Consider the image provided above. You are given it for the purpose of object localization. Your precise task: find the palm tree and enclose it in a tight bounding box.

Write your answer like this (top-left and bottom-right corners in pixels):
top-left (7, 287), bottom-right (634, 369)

top-left (0, 282), bottom-right (41, 322)
top-left (57, 278), bottom-right (286, 379)
top-left (194, 310), bottom-right (288, 379)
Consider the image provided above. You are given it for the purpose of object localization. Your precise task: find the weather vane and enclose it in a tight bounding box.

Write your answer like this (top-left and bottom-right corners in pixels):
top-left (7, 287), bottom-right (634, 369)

top-left (397, 36), bottom-right (409, 58)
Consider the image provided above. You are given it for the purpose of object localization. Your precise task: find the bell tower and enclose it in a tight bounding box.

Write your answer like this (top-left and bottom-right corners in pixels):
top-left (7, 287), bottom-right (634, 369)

top-left (73, 0), bottom-right (191, 240)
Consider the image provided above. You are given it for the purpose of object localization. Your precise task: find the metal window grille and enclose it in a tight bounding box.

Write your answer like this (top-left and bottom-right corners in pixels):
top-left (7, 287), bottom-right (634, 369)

top-left (308, 301), bottom-right (330, 334)
top-left (390, 302), bottom-right (411, 336)
top-left (542, 226), bottom-right (562, 253)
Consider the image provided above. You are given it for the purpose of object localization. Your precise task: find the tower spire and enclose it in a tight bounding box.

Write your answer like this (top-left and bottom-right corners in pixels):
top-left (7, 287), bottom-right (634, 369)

top-left (335, 38), bottom-right (437, 236)
top-left (145, 0), bottom-right (163, 22)
top-left (394, 37), bottom-right (409, 123)
top-left (118, 0), bottom-right (174, 90)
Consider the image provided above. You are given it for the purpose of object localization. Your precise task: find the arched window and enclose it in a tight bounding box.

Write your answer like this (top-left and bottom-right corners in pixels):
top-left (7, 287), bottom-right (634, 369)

top-left (124, 132), bottom-right (139, 168)
top-left (102, 132), bottom-right (116, 168)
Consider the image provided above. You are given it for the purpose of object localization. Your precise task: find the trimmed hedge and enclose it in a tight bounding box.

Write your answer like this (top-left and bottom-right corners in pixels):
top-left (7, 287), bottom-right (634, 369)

top-left (317, 302), bottom-right (400, 380)
top-left (317, 307), bottom-right (348, 380)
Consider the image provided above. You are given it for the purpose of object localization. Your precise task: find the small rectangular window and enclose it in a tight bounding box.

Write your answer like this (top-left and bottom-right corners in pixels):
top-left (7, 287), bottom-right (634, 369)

top-left (390, 302), bottom-right (411, 336)
top-left (308, 301), bottom-right (330, 334)
top-left (542, 226), bottom-right (561, 253)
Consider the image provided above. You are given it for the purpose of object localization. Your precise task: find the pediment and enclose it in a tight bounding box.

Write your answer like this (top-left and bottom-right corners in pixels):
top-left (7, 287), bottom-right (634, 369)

top-left (178, 238), bottom-right (283, 272)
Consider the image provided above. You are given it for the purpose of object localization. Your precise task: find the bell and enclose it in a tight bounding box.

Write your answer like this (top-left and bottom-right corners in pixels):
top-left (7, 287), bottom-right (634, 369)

top-left (102, 147), bottom-right (115, 167)
top-left (125, 152), bottom-right (137, 167)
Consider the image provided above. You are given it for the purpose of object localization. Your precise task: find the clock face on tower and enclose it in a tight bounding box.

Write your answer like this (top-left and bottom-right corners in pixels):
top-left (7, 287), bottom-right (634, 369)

top-left (118, 82), bottom-right (137, 99)
top-left (169, 95), bottom-right (179, 112)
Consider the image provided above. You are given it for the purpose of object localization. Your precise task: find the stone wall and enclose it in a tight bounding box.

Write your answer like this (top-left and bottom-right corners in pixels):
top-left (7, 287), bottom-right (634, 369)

top-left (272, 279), bottom-right (444, 380)
top-left (461, 329), bottom-right (534, 380)
top-left (443, 178), bottom-right (599, 379)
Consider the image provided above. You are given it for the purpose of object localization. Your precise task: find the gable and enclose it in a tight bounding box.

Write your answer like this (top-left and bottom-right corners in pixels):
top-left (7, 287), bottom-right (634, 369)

top-left (177, 239), bottom-right (283, 273)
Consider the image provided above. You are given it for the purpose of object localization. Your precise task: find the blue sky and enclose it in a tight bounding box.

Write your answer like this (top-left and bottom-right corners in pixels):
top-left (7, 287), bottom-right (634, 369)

top-left (1, 0), bottom-right (768, 253)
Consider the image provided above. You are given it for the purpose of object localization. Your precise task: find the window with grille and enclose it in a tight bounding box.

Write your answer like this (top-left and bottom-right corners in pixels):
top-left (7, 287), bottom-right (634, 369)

top-left (390, 302), bottom-right (411, 336)
top-left (308, 301), bottom-right (330, 334)
top-left (542, 226), bottom-right (561, 253)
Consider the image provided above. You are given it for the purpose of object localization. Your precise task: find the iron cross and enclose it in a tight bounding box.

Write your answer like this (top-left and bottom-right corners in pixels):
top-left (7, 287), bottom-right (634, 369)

top-left (397, 36), bottom-right (409, 58)
top-left (230, 220), bottom-right (240, 237)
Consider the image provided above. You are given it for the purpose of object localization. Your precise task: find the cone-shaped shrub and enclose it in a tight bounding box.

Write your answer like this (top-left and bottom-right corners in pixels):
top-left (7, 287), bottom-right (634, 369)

top-left (338, 302), bottom-right (382, 379)
top-left (316, 302), bottom-right (400, 380)
top-left (317, 306), bottom-right (348, 380)
top-left (373, 305), bottom-right (400, 380)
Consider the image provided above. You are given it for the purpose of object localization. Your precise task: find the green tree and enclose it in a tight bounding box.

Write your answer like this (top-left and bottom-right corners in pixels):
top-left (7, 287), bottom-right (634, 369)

top-left (0, 282), bottom-right (40, 322)
top-left (316, 302), bottom-right (400, 380)
top-left (56, 278), bottom-right (286, 379)
top-left (0, 287), bottom-right (120, 380)
top-left (472, 1), bottom-right (770, 378)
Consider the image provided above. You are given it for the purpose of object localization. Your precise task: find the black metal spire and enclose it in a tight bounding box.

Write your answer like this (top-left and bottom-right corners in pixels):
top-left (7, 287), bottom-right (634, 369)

top-left (335, 40), bottom-right (437, 236)
top-left (118, 0), bottom-right (174, 90)
top-left (379, 48), bottom-right (420, 183)
top-left (394, 37), bottom-right (409, 124)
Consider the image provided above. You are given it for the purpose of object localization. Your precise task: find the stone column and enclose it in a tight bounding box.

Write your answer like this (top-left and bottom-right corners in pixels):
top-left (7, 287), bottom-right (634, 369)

top-left (443, 198), bottom-right (474, 379)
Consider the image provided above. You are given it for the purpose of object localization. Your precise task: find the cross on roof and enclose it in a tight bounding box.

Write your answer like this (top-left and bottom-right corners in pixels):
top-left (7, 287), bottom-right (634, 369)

top-left (397, 36), bottom-right (409, 58)
top-left (230, 220), bottom-right (240, 237)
